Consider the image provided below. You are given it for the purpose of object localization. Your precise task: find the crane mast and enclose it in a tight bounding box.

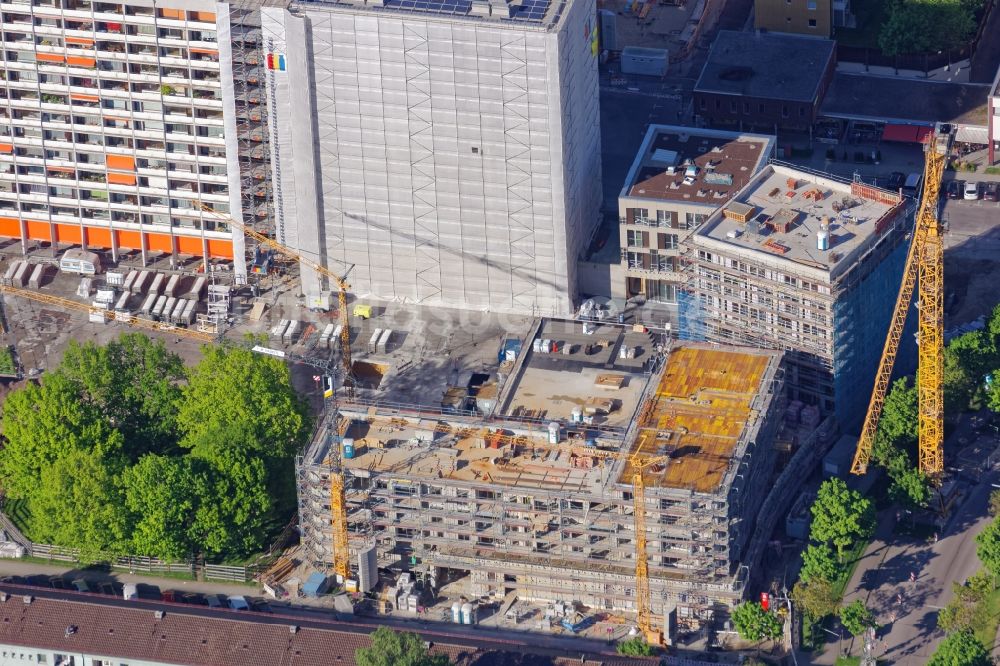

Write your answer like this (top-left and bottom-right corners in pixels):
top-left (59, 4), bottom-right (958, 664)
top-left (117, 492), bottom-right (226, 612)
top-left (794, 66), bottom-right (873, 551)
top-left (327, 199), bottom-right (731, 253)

top-left (852, 126), bottom-right (951, 475)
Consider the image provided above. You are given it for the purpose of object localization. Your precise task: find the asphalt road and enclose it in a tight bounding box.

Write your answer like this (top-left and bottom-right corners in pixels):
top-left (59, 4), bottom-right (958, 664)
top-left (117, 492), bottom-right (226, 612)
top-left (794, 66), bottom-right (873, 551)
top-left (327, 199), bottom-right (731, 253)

top-left (832, 468), bottom-right (997, 664)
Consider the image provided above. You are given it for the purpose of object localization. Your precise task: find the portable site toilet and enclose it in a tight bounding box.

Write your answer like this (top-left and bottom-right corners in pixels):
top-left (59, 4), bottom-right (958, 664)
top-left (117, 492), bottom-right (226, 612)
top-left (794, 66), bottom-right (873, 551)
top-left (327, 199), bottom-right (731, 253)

top-left (164, 274), bottom-right (180, 297)
top-left (377, 329), bottom-right (392, 354)
top-left (148, 273), bottom-right (164, 296)
top-left (27, 263), bottom-right (45, 289)
top-left (368, 329), bottom-right (383, 354)
top-left (283, 320), bottom-right (299, 345)
top-left (140, 291), bottom-right (158, 315)
top-left (131, 271), bottom-right (150, 294)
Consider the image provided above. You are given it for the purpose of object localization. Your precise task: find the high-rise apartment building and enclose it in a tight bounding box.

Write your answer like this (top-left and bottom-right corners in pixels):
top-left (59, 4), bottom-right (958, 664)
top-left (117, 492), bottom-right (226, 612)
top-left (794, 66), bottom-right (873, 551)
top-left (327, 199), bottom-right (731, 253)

top-left (683, 163), bottom-right (909, 430)
top-left (0, 0), bottom-right (266, 278)
top-left (261, 0), bottom-right (602, 315)
top-left (615, 125), bottom-right (773, 325)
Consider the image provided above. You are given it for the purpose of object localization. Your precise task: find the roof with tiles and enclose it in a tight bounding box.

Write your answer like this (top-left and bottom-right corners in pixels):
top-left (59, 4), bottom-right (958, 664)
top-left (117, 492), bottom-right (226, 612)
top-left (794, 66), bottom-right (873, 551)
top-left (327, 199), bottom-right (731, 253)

top-left (0, 589), bottom-right (655, 666)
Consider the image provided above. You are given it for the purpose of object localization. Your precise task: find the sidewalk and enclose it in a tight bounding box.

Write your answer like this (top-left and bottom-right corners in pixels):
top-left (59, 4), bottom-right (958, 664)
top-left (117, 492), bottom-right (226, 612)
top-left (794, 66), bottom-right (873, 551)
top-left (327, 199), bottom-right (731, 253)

top-left (837, 59), bottom-right (975, 85)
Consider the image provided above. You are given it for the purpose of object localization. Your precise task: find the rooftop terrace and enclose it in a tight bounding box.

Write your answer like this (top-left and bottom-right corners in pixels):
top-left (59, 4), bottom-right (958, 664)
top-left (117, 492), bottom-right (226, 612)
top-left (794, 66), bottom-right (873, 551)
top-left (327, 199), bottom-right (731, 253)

top-left (621, 346), bottom-right (778, 493)
top-left (695, 164), bottom-right (904, 278)
top-left (621, 125), bottom-right (774, 206)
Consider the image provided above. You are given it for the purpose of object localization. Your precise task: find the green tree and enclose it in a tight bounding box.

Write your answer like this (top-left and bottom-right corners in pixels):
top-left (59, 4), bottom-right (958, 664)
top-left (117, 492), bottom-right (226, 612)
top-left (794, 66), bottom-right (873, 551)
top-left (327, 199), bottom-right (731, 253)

top-left (617, 636), bottom-right (656, 656)
top-left (975, 516), bottom-right (1000, 578)
top-left (839, 600), bottom-right (875, 637)
top-left (800, 543), bottom-right (840, 585)
top-left (879, 0), bottom-right (976, 56)
top-left (30, 449), bottom-right (127, 561)
top-left (0, 372), bottom-right (123, 498)
top-left (731, 601), bottom-right (782, 643)
top-left (59, 334), bottom-right (184, 457)
top-left (990, 489), bottom-right (1000, 516)
top-left (927, 629), bottom-right (991, 666)
top-left (887, 460), bottom-right (932, 509)
top-left (986, 372), bottom-right (1000, 414)
top-left (188, 444), bottom-right (272, 558)
top-left (121, 455), bottom-right (197, 560)
top-left (355, 627), bottom-right (450, 666)
top-left (810, 479), bottom-right (875, 561)
top-left (937, 572), bottom-right (992, 633)
top-left (873, 378), bottom-right (918, 465)
top-left (792, 578), bottom-right (840, 620)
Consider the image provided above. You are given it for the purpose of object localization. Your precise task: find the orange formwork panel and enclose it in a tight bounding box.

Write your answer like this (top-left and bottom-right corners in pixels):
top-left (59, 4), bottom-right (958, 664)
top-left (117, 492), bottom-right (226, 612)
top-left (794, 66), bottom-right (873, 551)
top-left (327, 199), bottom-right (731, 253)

top-left (85, 226), bottom-right (112, 248)
top-left (146, 232), bottom-right (173, 253)
top-left (206, 238), bottom-right (234, 259)
top-left (0, 218), bottom-right (21, 238)
top-left (55, 223), bottom-right (82, 245)
top-left (25, 221), bottom-right (51, 242)
top-left (115, 230), bottom-right (142, 250)
top-left (176, 235), bottom-right (202, 255)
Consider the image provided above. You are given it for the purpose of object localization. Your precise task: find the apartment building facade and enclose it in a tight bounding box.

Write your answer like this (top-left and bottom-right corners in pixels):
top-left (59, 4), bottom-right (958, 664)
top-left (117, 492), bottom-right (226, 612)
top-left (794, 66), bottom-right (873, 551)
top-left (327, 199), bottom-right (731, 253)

top-left (0, 0), bottom-right (260, 277)
top-left (261, 0), bottom-right (602, 315)
top-left (615, 125), bottom-right (773, 327)
top-left (754, 0), bottom-right (833, 38)
top-left (684, 163), bottom-right (909, 430)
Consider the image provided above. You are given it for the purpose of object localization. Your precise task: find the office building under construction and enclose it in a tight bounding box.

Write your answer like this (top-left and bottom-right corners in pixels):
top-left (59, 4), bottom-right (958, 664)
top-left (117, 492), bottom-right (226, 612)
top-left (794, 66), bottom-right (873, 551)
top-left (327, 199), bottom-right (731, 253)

top-left (296, 321), bottom-right (785, 627)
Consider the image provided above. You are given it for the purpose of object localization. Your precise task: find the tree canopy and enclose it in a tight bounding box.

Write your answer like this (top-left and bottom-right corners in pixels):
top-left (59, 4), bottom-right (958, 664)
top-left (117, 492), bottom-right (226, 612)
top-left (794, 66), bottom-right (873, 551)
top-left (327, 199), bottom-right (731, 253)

top-left (879, 0), bottom-right (977, 56)
top-left (975, 516), bottom-right (1000, 578)
top-left (927, 630), bottom-right (991, 666)
top-left (839, 600), bottom-right (875, 637)
top-left (0, 334), bottom-right (311, 562)
top-left (810, 479), bottom-right (875, 561)
top-left (617, 637), bottom-right (656, 656)
top-left (355, 628), bottom-right (451, 666)
top-left (731, 601), bottom-right (782, 643)
top-left (800, 543), bottom-right (839, 585)
top-left (792, 578), bottom-right (839, 620)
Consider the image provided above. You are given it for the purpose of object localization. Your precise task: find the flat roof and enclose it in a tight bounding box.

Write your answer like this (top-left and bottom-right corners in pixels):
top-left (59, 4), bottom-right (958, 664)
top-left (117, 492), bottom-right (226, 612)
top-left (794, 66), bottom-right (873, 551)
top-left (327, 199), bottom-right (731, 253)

top-left (694, 31), bottom-right (836, 103)
top-left (620, 345), bottom-right (778, 493)
top-left (300, 0), bottom-right (567, 27)
top-left (694, 163), bottom-right (904, 277)
top-left (621, 125), bottom-right (775, 205)
top-left (821, 72), bottom-right (989, 126)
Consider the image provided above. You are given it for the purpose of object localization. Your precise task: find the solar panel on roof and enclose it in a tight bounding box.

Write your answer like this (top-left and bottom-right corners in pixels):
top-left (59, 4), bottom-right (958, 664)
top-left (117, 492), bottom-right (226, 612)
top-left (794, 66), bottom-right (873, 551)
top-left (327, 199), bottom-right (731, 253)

top-left (374, 0), bottom-right (550, 20)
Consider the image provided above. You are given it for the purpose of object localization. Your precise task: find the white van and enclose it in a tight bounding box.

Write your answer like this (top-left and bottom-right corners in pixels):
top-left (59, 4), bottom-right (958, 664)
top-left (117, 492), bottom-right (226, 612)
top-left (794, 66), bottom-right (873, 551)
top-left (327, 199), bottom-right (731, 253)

top-left (123, 583), bottom-right (138, 600)
top-left (227, 595), bottom-right (249, 611)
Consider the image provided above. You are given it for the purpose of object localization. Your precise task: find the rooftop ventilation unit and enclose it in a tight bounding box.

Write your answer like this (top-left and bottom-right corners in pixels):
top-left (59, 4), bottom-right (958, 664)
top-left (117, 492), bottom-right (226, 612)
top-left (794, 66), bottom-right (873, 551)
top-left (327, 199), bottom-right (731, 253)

top-left (154, 610), bottom-right (165, 620)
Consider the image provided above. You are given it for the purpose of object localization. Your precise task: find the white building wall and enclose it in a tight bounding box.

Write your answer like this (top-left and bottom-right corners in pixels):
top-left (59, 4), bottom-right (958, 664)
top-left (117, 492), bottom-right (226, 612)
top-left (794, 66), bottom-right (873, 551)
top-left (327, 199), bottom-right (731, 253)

top-left (265, 0), bottom-right (600, 315)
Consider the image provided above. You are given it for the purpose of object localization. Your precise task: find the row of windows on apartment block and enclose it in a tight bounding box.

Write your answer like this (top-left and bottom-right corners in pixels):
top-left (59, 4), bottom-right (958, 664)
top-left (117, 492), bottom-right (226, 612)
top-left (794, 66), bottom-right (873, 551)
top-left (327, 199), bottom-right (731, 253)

top-left (624, 208), bottom-right (707, 229)
top-left (0, 650), bottom-right (122, 665)
top-left (698, 97), bottom-right (810, 118)
top-left (697, 250), bottom-right (833, 294)
top-left (696, 281), bottom-right (831, 324)
top-left (718, 299), bottom-right (829, 337)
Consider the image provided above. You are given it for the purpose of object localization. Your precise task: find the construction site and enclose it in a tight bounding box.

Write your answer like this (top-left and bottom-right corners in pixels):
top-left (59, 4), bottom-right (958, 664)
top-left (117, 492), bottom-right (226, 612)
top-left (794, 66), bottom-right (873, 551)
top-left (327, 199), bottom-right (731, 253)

top-left (296, 326), bottom-right (791, 637)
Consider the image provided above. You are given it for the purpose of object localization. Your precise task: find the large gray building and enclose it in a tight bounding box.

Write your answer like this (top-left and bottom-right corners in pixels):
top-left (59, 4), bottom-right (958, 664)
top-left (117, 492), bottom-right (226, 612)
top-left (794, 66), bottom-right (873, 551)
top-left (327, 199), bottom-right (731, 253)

top-left (262, 0), bottom-right (602, 315)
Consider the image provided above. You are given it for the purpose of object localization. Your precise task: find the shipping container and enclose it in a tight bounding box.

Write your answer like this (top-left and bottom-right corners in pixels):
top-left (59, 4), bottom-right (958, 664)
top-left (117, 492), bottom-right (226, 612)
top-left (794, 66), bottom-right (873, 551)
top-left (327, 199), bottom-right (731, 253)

top-left (271, 319), bottom-right (289, 340)
top-left (283, 320), bottom-right (300, 345)
top-left (2, 262), bottom-right (20, 286)
top-left (148, 273), bottom-right (165, 296)
top-left (188, 276), bottom-right (207, 299)
top-left (368, 329), bottom-right (383, 354)
top-left (131, 271), bottom-right (151, 294)
top-left (27, 263), bottom-right (44, 289)
top-left (162, 297), bottom-right (177, 323)
top-left (152, 295), bottom-right (168, 320)
top-left (164, 274), bottom-right (180, 297)
top-left (114, 291), bottom-right (130, 313)
top-left (140, 291), bottom-right (158, 315)
top-left (180, 299), bottom-right (197, 326)
top-left (319, 323), bottom-right (335, 349)
top-left (170, 298), bottom-right (187, 324)
top-left (122, 270), bottom-right (138, 293)
top-left (11, 262), bottom-right (29, 287)
top-left (377, 329), bottom-right (392, 354)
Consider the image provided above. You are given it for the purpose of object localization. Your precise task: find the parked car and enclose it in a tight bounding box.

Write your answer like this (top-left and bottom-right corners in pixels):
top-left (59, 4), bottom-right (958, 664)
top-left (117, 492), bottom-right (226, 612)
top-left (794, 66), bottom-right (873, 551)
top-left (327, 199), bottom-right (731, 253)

top-left (205, 594), bottom-right (223, 609)
top-left (71, 579), bottom-right (90, 593)
top-left (964, 181), bottom-right (980, 200)
top-left (984, 182), bottom-right (999, 202)
top-left (227, 595), bottom-right (250, 611)
top-left (886, 172), bottom-right (906, 191)
top-left (946, 180), bottom-right (962, 199)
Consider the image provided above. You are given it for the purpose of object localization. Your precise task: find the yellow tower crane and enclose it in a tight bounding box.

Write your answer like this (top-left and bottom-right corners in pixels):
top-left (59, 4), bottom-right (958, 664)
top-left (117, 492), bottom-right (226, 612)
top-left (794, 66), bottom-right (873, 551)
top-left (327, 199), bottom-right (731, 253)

top-left (851, 126), bottom-right (952, 475)
top-left (197, 203), bottom-right (355, 382)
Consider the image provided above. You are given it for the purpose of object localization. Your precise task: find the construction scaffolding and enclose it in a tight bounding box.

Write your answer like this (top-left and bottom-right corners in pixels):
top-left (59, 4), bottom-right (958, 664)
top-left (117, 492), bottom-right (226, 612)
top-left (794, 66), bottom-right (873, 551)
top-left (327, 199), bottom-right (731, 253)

top-left (295, 341), bottom-right (786, 626)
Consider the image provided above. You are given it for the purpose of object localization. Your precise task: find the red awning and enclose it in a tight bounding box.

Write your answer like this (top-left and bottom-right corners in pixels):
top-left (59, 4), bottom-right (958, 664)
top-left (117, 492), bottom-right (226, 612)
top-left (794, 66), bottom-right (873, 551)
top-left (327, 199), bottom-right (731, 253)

top-left (915, 126), bottom-right (933, 144)
top-left (882, 123), bottom-right (932, 143)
